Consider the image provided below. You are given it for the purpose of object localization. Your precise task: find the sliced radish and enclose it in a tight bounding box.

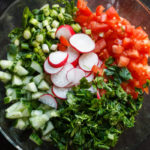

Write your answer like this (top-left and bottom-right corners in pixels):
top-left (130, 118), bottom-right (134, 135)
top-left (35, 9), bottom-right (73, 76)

top-left (51, 64), bottom-right (74, 87)
top-left (98, 59), bottom-right (103, 68)
top-left (67, 68), bottom-right (85, 85)
top-left (85, 71), bottom-right (92, 77)
top-left (48, 51), bottom-right (68, 68)
top-left (97, 90), bottom-right (101, 99)
top-left (67, 47), bottom-right (80, 67)
top-left (56, 25), bottom-right (75, 40)
top-left (65, 82), bottom-right (75, 88)
top-left (39, 94), bottom-right (57, 109)
top-left (86, 73), bottom-right (94, 82)
top-left (44, 59), bottom-right (63, 75)
top-left (52, 86), bottom-right (70, 100)
top-left (79, 52), bottom-right (99, 71)
top-left (69, 33), bottom-right (95, 53)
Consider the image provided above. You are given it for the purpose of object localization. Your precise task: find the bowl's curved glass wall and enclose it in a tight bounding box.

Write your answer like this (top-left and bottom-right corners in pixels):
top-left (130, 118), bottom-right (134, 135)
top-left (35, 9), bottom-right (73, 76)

top-left (0, 0), bottom-right (150, 150)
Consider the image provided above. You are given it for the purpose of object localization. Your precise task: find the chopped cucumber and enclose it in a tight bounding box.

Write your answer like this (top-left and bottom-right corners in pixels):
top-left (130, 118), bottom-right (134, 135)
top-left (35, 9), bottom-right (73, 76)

top-left (45, 109), bottom-right (59, 119)
top-left (30, 110), bottom-right (49, 130)
top-left (29, 133), bottom-right (43, 146)
top-left (23, 76), bottom-right (33, 84)
top-left (14, 118), bottom-right (29, 130)
top-left (14, 65), bottom-right (29, 76)
top-left (6, 101), bottom-right (31, 119)
top-left (30, 61), bottom-right (43, 73)
top-left (42, 134), bottom-right (51, 142)
top-left (42, 121), bottom-right (54, 136)
top-left (31, 110), bottom-right (43, 117)
top-left (38, 80), bottom-right (49, 91)
top-left (0, 60), bottom-right (14, 70)
top-left (33, 74), bottom-right (44, 85)
top-left (4, 88), bottom-right (17, 103)
top-left (32, 92), bottom-right (43, 100)
top-left (12, 75), bottom-right (23, 86)
top-left (7, 53), bottom-right (16, 61)
top-left (26, 82), bottom-right (37, 93)
top-left (0, 71), bottom-right (12, 83)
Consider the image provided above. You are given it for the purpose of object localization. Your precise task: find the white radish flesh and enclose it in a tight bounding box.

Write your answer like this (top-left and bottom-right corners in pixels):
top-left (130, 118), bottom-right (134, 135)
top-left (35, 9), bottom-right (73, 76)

top-left (44, 59), bottom-right (63, 75)
top-left (52, 86), bottom-right (70, 100)
top-left (79, 52), bottom-right (99, 71)
top-left (86, 73), bottom-right (94, 82)
top-left (67, 47), bottom-right (80, 67)
top-left (67, 68), bottom-right (85, 85)
top-left (39, 94), bottom-right (57, 109)
top-left (48, 51), bottom-right (68, 68)
top-left (56, 25), bottom-right (75, 40)
top-left (69, 33), bottom-right (95, 53)
top-left (51, 64), bottom-right (74, 87)
top-left (98, 59), bottom-right (103, 68)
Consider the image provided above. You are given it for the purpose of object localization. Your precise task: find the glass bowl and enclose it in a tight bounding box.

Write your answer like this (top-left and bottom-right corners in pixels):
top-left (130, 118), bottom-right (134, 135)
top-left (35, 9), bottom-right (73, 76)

top-left (0, 0), bottom-right (150, 150)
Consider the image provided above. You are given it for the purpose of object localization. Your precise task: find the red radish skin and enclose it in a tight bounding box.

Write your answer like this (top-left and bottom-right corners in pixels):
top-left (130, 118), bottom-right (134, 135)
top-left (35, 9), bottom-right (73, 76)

top-left (44, 59), bottom-right (64, 75)
top-left (67, 47), bottom-right (80, 67)
top-left (97, 90), bottom-right (101, 99)
top-left (69, 33), bottom-right (95, 53)
top-left (48, 51), bottom-right (68, 68)
top-left (52, 86), bottom-right (70, 100)
top-left (79, 52), bottom-right (99, 71)
top-left (67, 68), bottom-right (86, 85)
top-left (56, 25), bottom-right (75, 40)
top-left (65, 82), bottom-right (75, 88)
top-left (77, 65), bottom-right (91, 77)
top-left (39, 94), bottom-right (57, 109)
top-left (86, 73), bottom-right (94, 82)
top-left (51, 64), bottom-right (74, 88)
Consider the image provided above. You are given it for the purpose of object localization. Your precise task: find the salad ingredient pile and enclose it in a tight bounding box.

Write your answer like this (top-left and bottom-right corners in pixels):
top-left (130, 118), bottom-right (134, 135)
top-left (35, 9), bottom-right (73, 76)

top-left (0, 0), bottom-right (150, 149)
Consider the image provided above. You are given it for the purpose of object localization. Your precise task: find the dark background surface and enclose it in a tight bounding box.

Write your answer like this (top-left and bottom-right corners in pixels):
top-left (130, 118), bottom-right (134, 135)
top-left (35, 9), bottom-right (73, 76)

top-left (0, 0), bottom-right (150, 150)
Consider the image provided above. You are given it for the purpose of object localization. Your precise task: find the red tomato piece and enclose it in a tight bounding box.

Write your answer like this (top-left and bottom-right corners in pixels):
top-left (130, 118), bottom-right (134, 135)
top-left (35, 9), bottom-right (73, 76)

top-left (79, 7), bottom-right (92, 16)
top-left (60, 36), bottom-right (70, 47)
top-left (90, 21), bottom-right (109, 32)
top-left (97, 13), bottom-right (107, 23)
top-left (118, 56), bottom-right (130, 67)
top-left (112, 45), bottom-right (124, 54)
top-left (92, 65), bottom-right (104, 76)
top-left (99, 49), bottom-right (110, 60)
top-left (126, 49), bottom-right (139, 58)
top-left (106, 6), bottom-right (119, 18)
top-left (77, 0), bottom-right (87, 9)
top-left (57, 43), bottom-right (67, 51)
top-left (96, 5), bottom-right (105, 16)
top-left (94, 39), bottom-right (106, 53)
top-left (75, 15), bottom-right (88, 24)
top-left (122, 37), bottom-right (133, 49)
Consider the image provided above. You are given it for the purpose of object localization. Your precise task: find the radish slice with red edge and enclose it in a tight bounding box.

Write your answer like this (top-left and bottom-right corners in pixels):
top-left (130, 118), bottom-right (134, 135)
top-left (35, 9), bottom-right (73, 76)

top-left (44, 59), bottom-right (63, 75)
top-left (67, 68), bottom-right (85, 85)
top-left (52, 86), bottom-right (70, 100)
top-left (65, 82), bottom-right (75, 88)
top-left (67, 47), bottom-right (80, 67)
top-left (39, 94), bottom-right (57, 109)
top-left (86, 73), bottom-right (94, 82)
top-left (56, 25), bottom-right (75, 40)
top-left (48, 51), bottom-right (68, 68)
top-left (51, 64), bottom-right (74, 87)
top-left (79, 52), bottom-right (99, 71)
top-left (69, 33), bottom-right (95, 53)
top-left (97, 90), bottom-right (101, 99)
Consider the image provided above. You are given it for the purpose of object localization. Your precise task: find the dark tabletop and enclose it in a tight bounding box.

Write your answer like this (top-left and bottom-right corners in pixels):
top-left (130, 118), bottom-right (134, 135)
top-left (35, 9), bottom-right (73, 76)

top-left (0, 0), bottom-right (150, 150)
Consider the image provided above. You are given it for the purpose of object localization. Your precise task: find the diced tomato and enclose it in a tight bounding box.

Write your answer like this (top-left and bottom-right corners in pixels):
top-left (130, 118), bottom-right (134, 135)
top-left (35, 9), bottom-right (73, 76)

top-left (144, 87), bottom-right (149, 94)
top-left (57, 43), bottom-right (67, 51)
top-left (125, 25), bottom-right (135, 35)
top-left (122, 38), bottom-right (133, 49)
top-left (114, 39), bottom-right (122, 45)
top-left (92, 33), bottom-right (99, 41)
top-left (112, 45), bottom-right (124, 54)
top-left (90, 21), bottom-right (109, 32)
top-left (106, 6), bottom-right (119, 19)
top-left (94, 39), bottom-right (106, 53)
top-left (79, 7), bottom-right (92, 16)
top-left (60, 36), bottom-right (70, 47)
top-left (75, 15), bottom-right (88, 24)
top-left (118, 56), bottom-right (130, 67)
top-left (126, 49), bottom-right (139, 58)
top-left (97, 13), bottom-right (107, 23)
top-left (99, 49), bottom-right (110, 60)
top-left (92, 65), bottom-right (104, 76)
top-left (96, 5), bottom-right (105, 16)
top-left (77, 0), bottom-right (87, 9)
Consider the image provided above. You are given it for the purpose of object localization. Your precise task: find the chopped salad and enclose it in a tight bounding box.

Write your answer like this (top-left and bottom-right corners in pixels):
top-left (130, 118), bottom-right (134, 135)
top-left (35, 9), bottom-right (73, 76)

top-left (0, 0), bottom-right (150, 149)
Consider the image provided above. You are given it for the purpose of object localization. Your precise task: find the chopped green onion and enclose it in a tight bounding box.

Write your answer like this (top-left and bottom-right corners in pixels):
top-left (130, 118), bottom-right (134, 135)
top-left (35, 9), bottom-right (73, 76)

top-left (42, 44), bottom-right (49, 53)
top-left (29, 18), bottom-right (39, 26)
top-left (42, 20), bottom-right (49, 27)
top-left (32, 41), bottom-right (40, 47)
top-left (60, 7), bottom-right (65, 14)
top-left (21, 43), bottom-right (30, 50)
top-left (58, 13), bottom-right (64, 21)
top-left (50, 9), bottom-right (58, 17)
top-left (85, 29), bottom-right (92, 35)
top-left (50, 32), bottom-right (56, 39)
top-left (46, 25), bottom-right (51, 32)
top-left (52, 4), bottom-right (60, 9)
top-left (50, 44), bottom-right (57, 51)
top-left (14, 39), bottom-right (20, 46)
top-left (36, 34), bottom-right (44, 43)
top-left (23, 29), bottom-right (31, 40)
top-left (71, 24), bottom-right (81, 33)
top-left (29, 133), bottom-right (43, 146)
top-left (51, 20), bottom-right (60, 28)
